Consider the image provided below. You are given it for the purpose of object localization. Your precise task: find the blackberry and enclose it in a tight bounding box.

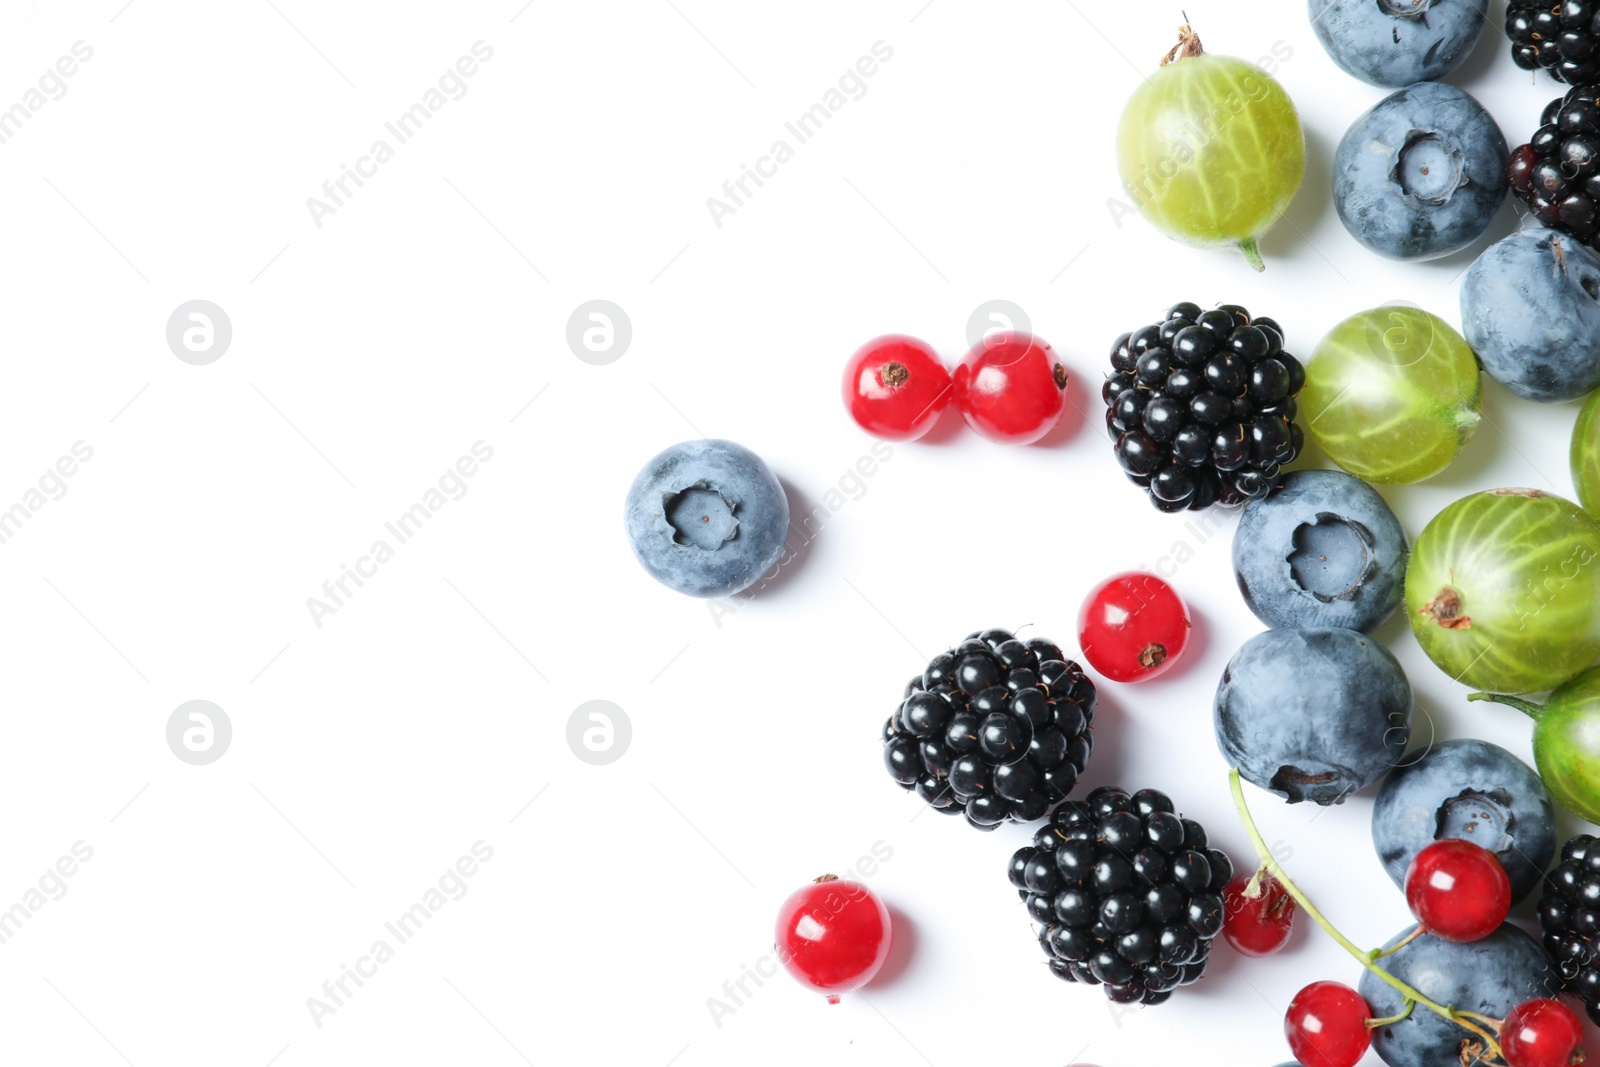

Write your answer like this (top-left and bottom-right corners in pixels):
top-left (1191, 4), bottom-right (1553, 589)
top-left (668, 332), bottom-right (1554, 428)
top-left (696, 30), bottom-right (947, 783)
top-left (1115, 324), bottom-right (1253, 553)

top-left (1509, 1), bottom-right (1600, 85)
top-left (1010, 786), bottom-right (1232, 1005)
top-left (1104, 302), bottom-right (1304, 512)
top-left (1508, 85), bottom-right (1600, 247)
top-left (882, 628), bottom-right (1095, 830)
top-left (1536, 832), bottom-right (1600, 1025)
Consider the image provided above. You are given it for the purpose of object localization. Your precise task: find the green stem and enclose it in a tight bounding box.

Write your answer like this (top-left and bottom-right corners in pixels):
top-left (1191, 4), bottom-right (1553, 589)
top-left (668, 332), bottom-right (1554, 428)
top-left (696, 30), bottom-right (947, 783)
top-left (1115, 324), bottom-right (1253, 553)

top-left (1467, 691), bottom-right (1544, 721)
top-left (1367, 999), bottom-right (1415, 1029)
top-left (1229, 768), bottom-right (1504, 1063)
top-left (1238, 237), bottom-right (1266, 272)
top-left (1369, 924), bottom-right (1423, 960)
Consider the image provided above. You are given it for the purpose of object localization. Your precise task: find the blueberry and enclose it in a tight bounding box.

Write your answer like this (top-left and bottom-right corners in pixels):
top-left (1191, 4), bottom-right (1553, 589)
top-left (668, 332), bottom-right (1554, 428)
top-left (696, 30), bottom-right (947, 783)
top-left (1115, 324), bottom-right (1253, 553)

top-left (623, 439), bottom-right (790, 597)
top-left (1308, 0), bottom-right (1488, 88)
top-left (1460, 228), bottom-right (1600, 403)
top-left (1360, 924), bottom-right (1560, 1067)
top-left (1214, 628), bottom-right (1412, 805)
top-left (1333, 82), bottom-right (1508, 261)
top-left (1371, 738), bottom-right (1555, 904)
top-left (1232, 470), bottom-right (1409, 633)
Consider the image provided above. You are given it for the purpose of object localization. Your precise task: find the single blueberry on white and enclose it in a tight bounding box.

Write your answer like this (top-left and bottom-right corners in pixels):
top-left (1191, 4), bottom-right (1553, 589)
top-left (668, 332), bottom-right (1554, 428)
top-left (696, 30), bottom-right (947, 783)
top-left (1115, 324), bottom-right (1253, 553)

top-left (1309, 0), bottom-right (1488, 87)
top-left (624, 439), bottom-right (790, 598)
top-left (1233, 470), bottom-right (1408, 633)
top-left (1333, 82), bottom-right (1508, 260)
top-left (1461, 228), bottom-right (1600, 402)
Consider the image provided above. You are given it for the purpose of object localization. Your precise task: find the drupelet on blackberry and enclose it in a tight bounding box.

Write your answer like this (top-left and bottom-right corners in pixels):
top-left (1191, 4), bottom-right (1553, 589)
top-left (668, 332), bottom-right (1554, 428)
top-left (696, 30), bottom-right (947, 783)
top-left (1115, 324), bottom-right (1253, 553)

top-left (1010, 786), bottom-right (1232, 1005)
top-left (882, 628), bottom-right (1095, 830)
top-left (1104, 302), bottom-right (1304, 512)
top-left (1509, 1), bottom-right (1600, 85)
top-left (1508, 85), bottom-right (1600, 247)
top-left (1536, 832), bottom-right (1600, 1025)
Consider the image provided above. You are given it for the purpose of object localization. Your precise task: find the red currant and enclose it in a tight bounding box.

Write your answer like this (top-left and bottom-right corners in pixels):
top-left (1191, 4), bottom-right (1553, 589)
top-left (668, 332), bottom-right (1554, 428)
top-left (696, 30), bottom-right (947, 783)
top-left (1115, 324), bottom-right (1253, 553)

top-left (775, 875), bottom-right (892, 1004)
top-left (1222, 870), bottom-right (1296, 957)
top-left (1285, 981), bottom-right (1372, 1067)
top-left (951, 332), bottom-right (1068, 444)
top-left (1077, 572), bottom-right (1192, 683)
top-left (842, 335), bottom-right (951, 441)
top-left (1403, 838), bottom-right (1511, 943)
top-left (1501, 998), bottom-right (1585, 1067)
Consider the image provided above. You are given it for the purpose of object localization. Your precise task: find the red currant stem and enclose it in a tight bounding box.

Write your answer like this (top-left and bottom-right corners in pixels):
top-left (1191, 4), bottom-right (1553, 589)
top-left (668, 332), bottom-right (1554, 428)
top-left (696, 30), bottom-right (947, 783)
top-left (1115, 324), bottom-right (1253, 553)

top-left (1238, 238), bottom-right (1266, 273)
top-left (1467, 691), bottom-right (1544, 721)
top-left (1366, 999), bottom-right (1415, 1029)
top-left (1228, 769), bottom-right (1506, 1061)
top-left (1455, 1010), bottom-right (1504, 1029)
top-left (1368, 924), bottom-right (1424, 960)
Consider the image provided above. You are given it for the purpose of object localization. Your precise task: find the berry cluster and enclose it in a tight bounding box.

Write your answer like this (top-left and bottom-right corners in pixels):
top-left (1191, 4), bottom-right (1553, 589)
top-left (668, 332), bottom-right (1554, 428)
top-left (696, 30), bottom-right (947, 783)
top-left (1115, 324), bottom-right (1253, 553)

top-left (1104, 302), bottom-right (1304, 512)
top-left (1509, 1), bottom-right (1600, 85)
top-left (1508, 86), bottom-right (1600, 247)
top-left (1010, 787), bottom-right (1231, 1005)
top-left (1537, 833), bottom-right (1600, 1025)
top-left (881, 629), bottom-right (1095, 830)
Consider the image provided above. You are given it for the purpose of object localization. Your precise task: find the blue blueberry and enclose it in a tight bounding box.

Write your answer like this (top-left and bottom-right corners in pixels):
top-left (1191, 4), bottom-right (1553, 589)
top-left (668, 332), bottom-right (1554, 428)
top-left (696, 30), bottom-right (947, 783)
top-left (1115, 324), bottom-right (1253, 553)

top-left (1309, 0), bottom-right (1488, 87)
top-left (1360, 923), bottom-right (1560, 1067)
top-left (1371, 738), bottom-right (1555, 904)
top-left (1460, 228), bottom-right (1600, 403)
top-left (1333, 82), bottom-right (1508, 261)
top-left (623, 439), bottom-right (789, 598)
top-left (1214, 628), bottom-right (1411, 805)
top-left (1233, 470), bottom-right (1408, 633)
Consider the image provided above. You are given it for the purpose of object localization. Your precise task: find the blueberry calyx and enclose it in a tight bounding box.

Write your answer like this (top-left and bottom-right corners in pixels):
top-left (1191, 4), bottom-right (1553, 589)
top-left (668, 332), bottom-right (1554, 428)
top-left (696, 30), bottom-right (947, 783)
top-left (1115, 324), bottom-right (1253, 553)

top-left (1269, 763), bottom-right (1354, 804)
top-left (1394, 132), bottom-right (1465, 206)
top-left (664, 482), bottom-right (740, 550)
top-left (1287, 512), bottom-right (1376, 604)
top-left (1378, 0), bottom-right (1432, 18)
top-left (1435, 788), bottom-right (1515, 855)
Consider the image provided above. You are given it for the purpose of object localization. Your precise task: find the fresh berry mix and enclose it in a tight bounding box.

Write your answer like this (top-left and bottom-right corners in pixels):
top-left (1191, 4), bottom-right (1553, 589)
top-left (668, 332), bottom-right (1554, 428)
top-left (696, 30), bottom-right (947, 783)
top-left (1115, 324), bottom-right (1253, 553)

top-left (1508, 86), bottom-right (1600, 248)
top-left (1509, 1), bottom-right (1600, 85)
top-left (1536, 832), bottom-right (1600, 1025)
top-left (774, 874), bottom-right (892, 1004)
top-left (1104, 302), bottom-right (1304, 512)
top-left (1011, 786), bottom-right (1232, 1005)
top-left (882, 629), bottom-right (1095, 829)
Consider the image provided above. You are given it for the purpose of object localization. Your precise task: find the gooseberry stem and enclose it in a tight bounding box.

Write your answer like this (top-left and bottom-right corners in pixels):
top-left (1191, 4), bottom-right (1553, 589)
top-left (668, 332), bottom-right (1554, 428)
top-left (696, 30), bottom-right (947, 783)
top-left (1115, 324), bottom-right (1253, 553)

top-left (1228, 769), bottom-right (1506, 1063)
top-left (1468, 690), bottom-right (1544, 721)
top-left (1238, 237), bottom-right (1266, 272)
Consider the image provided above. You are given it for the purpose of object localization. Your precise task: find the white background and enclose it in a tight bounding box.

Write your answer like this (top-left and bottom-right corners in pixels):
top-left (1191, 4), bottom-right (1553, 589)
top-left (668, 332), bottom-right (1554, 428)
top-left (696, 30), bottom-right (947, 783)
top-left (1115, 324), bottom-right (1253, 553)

top-left (0, 1), bottom-right (1592, 1065)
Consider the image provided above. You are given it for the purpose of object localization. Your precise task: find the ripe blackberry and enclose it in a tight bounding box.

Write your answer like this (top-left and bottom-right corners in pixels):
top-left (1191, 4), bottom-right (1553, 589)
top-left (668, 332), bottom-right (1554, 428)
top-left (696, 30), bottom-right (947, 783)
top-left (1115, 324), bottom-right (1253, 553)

top-left (1536, 832), bottom-right (1600, 1025)
top-left (1509, 1), bottom-right (1600, 85)
top-left (882, 628), bottom-right (1095, 830)
top-left (1103, 302), bottom-right (1304, 512)
top-left (1010, 786), bottom-right (1232, 1005)
top-left (1508, 85), bottom-right (1600, 247)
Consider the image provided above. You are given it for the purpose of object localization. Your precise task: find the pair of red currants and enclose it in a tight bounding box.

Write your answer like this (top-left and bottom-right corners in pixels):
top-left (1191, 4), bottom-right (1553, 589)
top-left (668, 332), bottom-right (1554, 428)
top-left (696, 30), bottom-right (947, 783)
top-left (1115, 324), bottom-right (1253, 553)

top-left (842, 332), bottom-right (1070, 445)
